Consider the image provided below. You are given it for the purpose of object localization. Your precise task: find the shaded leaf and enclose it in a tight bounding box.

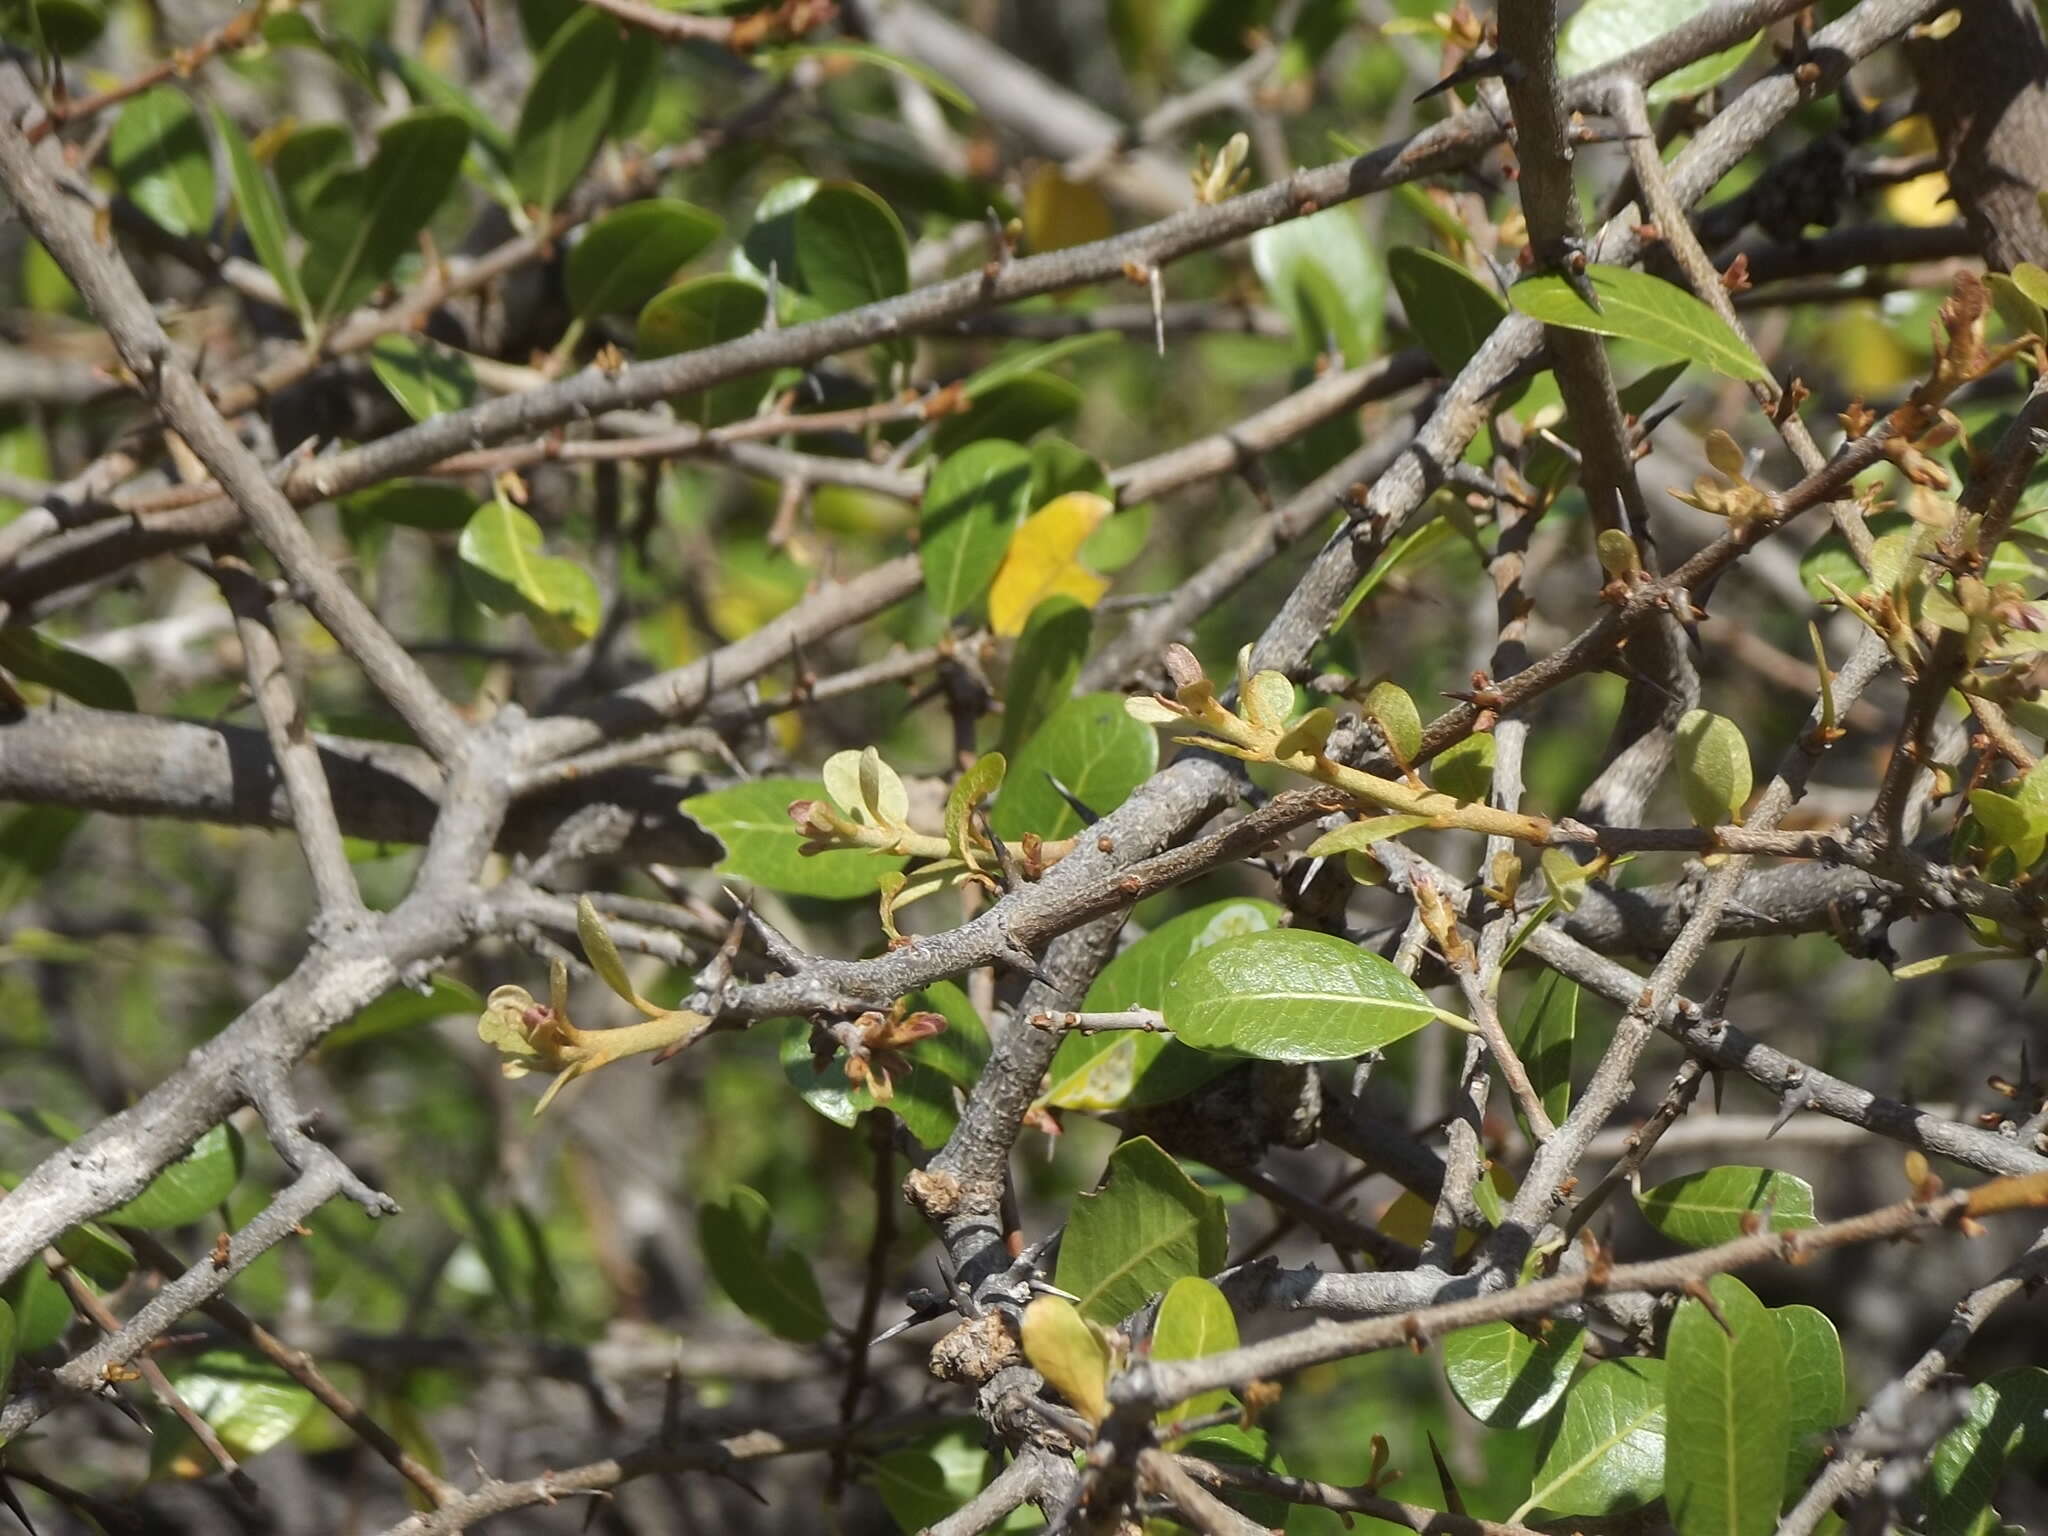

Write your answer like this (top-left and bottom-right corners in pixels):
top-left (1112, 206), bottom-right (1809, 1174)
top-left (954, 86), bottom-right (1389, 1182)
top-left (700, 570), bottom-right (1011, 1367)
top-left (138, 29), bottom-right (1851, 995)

top-left (1508, 971), bottom-right (1576, 1134)
top-left (1389, 245), bottom-right (1506, 374)
top-left (215, 107), bottom-right (307, 321)
top-left (1675, 709), bottom-right (1753, 828)
top-left (1776, 1304), bottom-right (1845, 1488)
top-left (1924, 1367), bottom-right (2048, 1536)
top-left (933, 371), bottom-right (1086, 456)
top-left (1433, 732), bottom-right (1496, 803)
top-left (512, 10), bottom-right (630, 212)
top-left (110, 88), bottom-right (214, 239)
top-left (341, 480), bottom-right (476, 532)
top-left (298, 110), bottom-right (469, 324)
top-left (0, 627), bottom-right (135, 711)
top-left (789, 181), bottom-right (910, 319)
top-left (566, 199), bottom-right (723, 321)
top-left (368, 334), bottom-right (476, 423)
top-left (1053, 1137), bottom-right (1227, 1324)
top-left (1001, 595), bottom-right (1092, 759)
top-left (778, 1019), bottom-right (959, 1149)
top-left (635, 274), bottom-right (771, 428)
top-left (1558, 0), bottom-right (1760, 105)
top-left (105, 1124), bottom-right (245, 1229)
top-left (697, 1186), bottom-right (831, 1342)
top-left (1253, 204), bottom-right (1384, 365)
top-left (1164, 929), bottom-right (1437, 1063)
top-left (921, 440), bottom-right (1035, 618)
top-left (1443, 1319), bottom-right (1584, 1429)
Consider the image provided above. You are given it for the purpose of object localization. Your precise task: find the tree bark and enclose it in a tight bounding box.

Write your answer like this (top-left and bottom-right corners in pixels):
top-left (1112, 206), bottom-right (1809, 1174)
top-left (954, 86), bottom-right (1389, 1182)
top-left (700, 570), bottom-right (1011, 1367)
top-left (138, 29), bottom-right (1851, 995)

top-left (1907, 0), bottom-right (2048, 270)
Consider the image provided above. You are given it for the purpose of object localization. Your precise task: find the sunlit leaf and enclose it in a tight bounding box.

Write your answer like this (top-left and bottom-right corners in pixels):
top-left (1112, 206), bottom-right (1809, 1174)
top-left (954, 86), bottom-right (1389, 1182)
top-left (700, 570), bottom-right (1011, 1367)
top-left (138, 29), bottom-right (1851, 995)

top-left (566, 199), bottom-right (723, 321)
top-left (1164, 929), bottom-right (1437, 1062)
top-left (1443, 1319), bottom-right (1584, 1429)
top-left (988, 493), bottom-right (1112, 637)
top-left (1511, 266), bottom-right (1767, 381)
top-left (636, 274), bottom-right (771, 428)
top-left (1635, 1166), bottom-right (1818, 1248)
top-left (1675, 709), bottom-right (1753, 828)
top-left (990, 691), bottom-right (1155, 841)
top-left (1020, 1296), bottom-right (1110, 1421)
top-left (457, 500), bottom-right (601, 651)
top-left (922, 440), bottom-right (1035, 618)
top-left (1665, 1274), bottom-right (1787, 1536)
top-left (680, 779), bottom-right (906, 900)
top-left (1053, 1137), bottom-right (1226, 1324)
top-left (1524, 1359), bottom-right (1667, 1517)
top-left (110, 88), bottom-right (214, 239)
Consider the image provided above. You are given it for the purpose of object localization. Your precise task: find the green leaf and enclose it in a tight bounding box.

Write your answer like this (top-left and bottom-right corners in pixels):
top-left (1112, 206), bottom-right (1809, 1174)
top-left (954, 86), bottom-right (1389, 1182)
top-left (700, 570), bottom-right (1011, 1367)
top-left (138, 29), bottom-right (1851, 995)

top-left (1524, 1358), bottom-right (1667, 1517)
top-left (1558, 0), bottom-right (1761, 106)
top-left (368, 334), bottom-right (476, 423)
top-left (298, 109), bottom-right (469, 324)
top-left (1775, 1305), bottom-right (1844, 1488)
top-left (1432, 732), bottom-right (1496, 803)
top-left (961, 332), bottom-right (1122, 401)
top-left (513, 9), bottom-right (631, 212)
top-left (457, 500), bottom-right (601, 651)
top-left (1164, 929), bottom-right (1437, 1063)
top-left (1252, 204), bottom-right (1385, 366)
top-left (1510, 265), bottom-right (1767, 381)
top-left (326, 975), bottom-right (482, 1051)
top-left (1044, 900), bottom-right (1283, 1111)
top-left (1665, 1273), bottom-right (1788, 1536)
top-left (161, 1350), bottom-right (315, 1460)
top-left (1364, 680), bottom-right (1422, 762)
top-left (1508, 971), bottom-right (1576, 1138)
top-left (109, 88), bottom-right (214, 239)
top-left (1970, 787), bottom-right (2048, 872)
top-left (1443, 1319), bottom-right (1585, 1429)
top-left (635, 274), bottom-right (771, 428)
top-left (1675, 709), bottom-right (1753, 828)
top-left (991, 692), bottom-right (1157, 841)
top-left (54, 1221), bottom-right (132, 1288)
top-left (2, 1260), bottom-right (71, 1355)
top-left (104, 1123), bottom-right (245, 1229)
top-left (922, 439), bottom-right (1035, 618)
top-left (341, 480), bottom-right (476, 532)
top-left (1001, 596), bottom-right (1092, 759)
top-left (778, 1019), bottom-right (959, 1149)
top-left (1636, 1166), bottom-right (1818, 1248)
top-left (681, 778), bottom-right (906, 900)
top-left (1, 0), bottom-right (106, 55)
top-left (0, 1296), bottom-right (15, 1413)
top-left (566, 199), bottom-right (723, 322)
top-left (789, 182), bottom-right (910, 323)
top-left (1151, 1275), bottom-right (1239, 1426)
top-left (0, 626), bottom-right (135, 711)
top-left (1388, 245), bottom-right (1506, 374)
top-left (1020, 1295), bottom-right (1111, 1422)
top-left (1925, 1367), bottom-right (2048, 1536)
top-left (932, 372), bottom-right (1085, 456)
top-left (1799, 512), bottom-right (1911, 600)
top-left (865, 1443), bottom-right (986, 1533)
top-left (1053, 1137), bottom-right (1227, 1325)
top-left (1032, 434), bottom-right (1112, 504)
top-left (213, 107), bottom-right (308, 322)
top-left (755, 39), bottom-right (976, 112)
top-left (697, 1186), bottom-right (831, 1342)
top-left (273, 123), bottom-right (354, 236)
top-left (943, 753), bottom-right (1006, 874)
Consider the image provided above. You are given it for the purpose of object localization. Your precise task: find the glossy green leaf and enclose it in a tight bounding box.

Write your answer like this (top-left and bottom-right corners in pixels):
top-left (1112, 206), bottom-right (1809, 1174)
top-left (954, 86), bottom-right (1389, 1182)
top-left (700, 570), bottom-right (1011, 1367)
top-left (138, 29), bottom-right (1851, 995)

top-left (513, 10), bottom-right (629, 211)
top-left (932, 371), bottom-right (1086, 455)
top-left (1020, 1295), bottom-right (1111, 1421)
top-left (1523, 1358), bottom-right (1667, 1518)
top-left (1970, 787), bottom-right (2048, 872)
top-left (1053, 1137), bottom-right (1227, 1324)
top-left (1665, 1273), bottom-right (1788, 1536)
top-left (922, 439), bottom-right (1035, 618)
top-left (1151, 1275), bottom-right (1239, 1426)
top-left (368, 334), bottom-right (476, 423)
top-left (1389, 245), bottom-right (1506, 374)
top-left (697, 1186), bottom-right (831, 1342)
top-left (1558, 0), bottom-right (1760, 106)
top-left (1776, 1304), bottom-right (1845, 1487)
top-left (110, 88), bottom-right (214, 239)
top-left (1252, 203), bottom-right (1384, 366)
top-left (1432, 732), bottom-right (1496, 803)
top-left (1924, 1367), bottom-right (2048, 1536)
top-left (298, 110), bottom-right (470, 323)
top-left (104, 1123), bottom-right (245, 1228)
top-left (1510, 265), bottom-right (1767, 381)
top-left (0, 626), bottom-right (135, 711)
top-left (341, 480), bottom-right (476, 532)
top-left (213, 107), bottom-right (308, 322)
top-left (457, 501), bottom-right (601, 651)
top-left (566, 199), bottom-right (723, 321)
top-left (1443, 1319), bottom-right (1584, 1429)
top-left (991, 692), bottom-right (1157, 841)
top-left (1164, 929), bottom-right (1437, 1063)
top-left (778, 1018), bottom-right (958, 1149)
top-left (54, 1221), bottom-right (132, 1288)
top-left (162, 1350), bottom-right (315, 1459)
top-left (788, 182), bottom-right (909, 320)
top-left (1676, 709), bottom-right (1753, 828)
top-left (681, 778), bottom-right (906, 900)
top-left (1636, 1166), bottom-right (1818, 1248)
top-left (1044, 900), bottom-right (1282, 1111)
top-left (1001, 596), bottom-right (1092, 758)
top-left (1509, 971), bottom-right (1576, 1134)
top-left (635, 274), bottom-right (771, 428)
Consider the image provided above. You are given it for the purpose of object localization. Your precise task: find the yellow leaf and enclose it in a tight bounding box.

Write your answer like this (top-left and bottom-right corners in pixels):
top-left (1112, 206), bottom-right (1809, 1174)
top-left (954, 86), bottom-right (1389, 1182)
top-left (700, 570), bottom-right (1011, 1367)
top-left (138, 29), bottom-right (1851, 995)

top-left (988, 493), bottom-right (1111, 637)
top-left (1023, 165), bottom-right (1113, 255)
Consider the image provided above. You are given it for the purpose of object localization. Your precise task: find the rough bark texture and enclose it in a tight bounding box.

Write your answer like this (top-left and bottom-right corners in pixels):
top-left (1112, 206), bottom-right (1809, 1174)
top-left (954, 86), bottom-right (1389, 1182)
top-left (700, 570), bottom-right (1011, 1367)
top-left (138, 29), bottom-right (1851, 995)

top-left (1907, 0), bottom-right (2048, 270)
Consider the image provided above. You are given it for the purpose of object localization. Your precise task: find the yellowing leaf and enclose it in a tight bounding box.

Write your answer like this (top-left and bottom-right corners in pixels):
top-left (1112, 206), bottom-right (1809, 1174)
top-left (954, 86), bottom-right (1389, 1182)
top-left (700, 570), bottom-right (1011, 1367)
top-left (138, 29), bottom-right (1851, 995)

top-left (988, 493), bottom-right (1111, 637)
top-left (1020, 1296), bottom-right (1111, 1423)
top-left (1023, 165), bottom-right (1113, 254)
